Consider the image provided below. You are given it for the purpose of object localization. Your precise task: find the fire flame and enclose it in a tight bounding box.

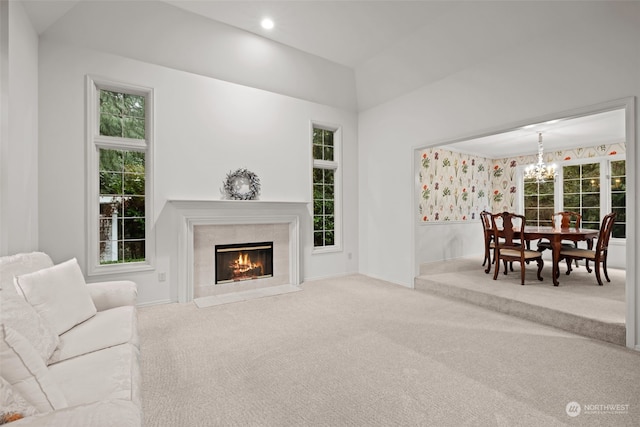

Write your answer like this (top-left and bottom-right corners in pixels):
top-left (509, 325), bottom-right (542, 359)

top-left (230, 252), bottom-right (263, 278)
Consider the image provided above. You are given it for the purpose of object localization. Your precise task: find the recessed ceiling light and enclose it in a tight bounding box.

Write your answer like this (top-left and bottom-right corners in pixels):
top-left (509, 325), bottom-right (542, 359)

top-left (261, 18), bottom-right (274, 30)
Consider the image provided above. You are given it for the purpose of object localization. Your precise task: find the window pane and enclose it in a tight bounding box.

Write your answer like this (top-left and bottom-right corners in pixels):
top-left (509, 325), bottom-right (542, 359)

top-left (313, 145), bottom-right (323, 159)
top-left (99, 149), bottom-right (124, 171)
top-left (522, 177), bottom-right (555, 227)
top-left (538, 208), bottom-right (554, 223)
top-left (581, 163), bottom-right (599, 178)
top-left (323, 130), bottom-right (333, 146)
top-left (324, 184), bottom-right (334, 199)
top-left (323, 147), bottom-right (334, 161)
top-left (99, 90), bottom-right (145, 139)
top-left (611, 177), bottom-right (625, 191)
top-left (612, 207), bottom-right (626, 222)
top-left (314, 232), bottom-right (324, 247)
top-left (123, 196), bottom-right (145, 217)
top-left (563, 179), bottom-right (579, 193)
top-left (123, 241), bottom-right (145, 263)
top-left (582, 208), bottom-right (600, 224)
top-left (563, 194), bottom-right (579, 208)
top-left (325, 231), bottom-right (335, 246)
top-left (581, 178), bottom-right (599, 192)
top-left (124, 173), bottom-right (145, 195)
top-left (611, 160), bottom-right (625, 176)
top-left (313, 129), bottom-right (322, 145)
top-left (123, 218), bottom-right (145, 239)
top-left (563, 165), bottom-right (580, 179)
top-left (99, 147), bottom-right (145, 265)
top-left (582, 194), bottom-right (600, 207)
top-left (612, 224), bottom-right (625, 238)
top-left (100, 172), bottom-right (122, 195)
top-left (611, 193), bottom-right (625, 206)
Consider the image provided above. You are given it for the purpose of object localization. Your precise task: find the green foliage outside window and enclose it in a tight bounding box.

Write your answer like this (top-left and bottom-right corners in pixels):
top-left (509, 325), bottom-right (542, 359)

top-left (97, 87), bottom-right (147, 265)
top-left (99, 148), bottom-right (146, 264)
top-left (610, 160), bottom-right (626, 238)
top-left (313, 128), bottom-right (334, 161)
top-left (523, 179), bottom-right (554, 226)
top-left (100, 90), bottom-right (145, 139)
top-left (312, 127), bottom-right (336, 248)
top-left (563, 163), bottom-right (600, 230)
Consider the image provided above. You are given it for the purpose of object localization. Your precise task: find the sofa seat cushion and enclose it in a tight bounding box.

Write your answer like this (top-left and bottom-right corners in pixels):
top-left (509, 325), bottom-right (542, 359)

top-left (15, 258), bottom-right (97, 335)
top-left (48, 306), bottom-right (138, 364)
top-left (0, 252), bottom-right (53, 297)
top-left (0, 289), bottom-right (59, 363)
top-left (48, 343), bottom-right (140, 408)
top-left (8, 399), bottom-right (141, 427)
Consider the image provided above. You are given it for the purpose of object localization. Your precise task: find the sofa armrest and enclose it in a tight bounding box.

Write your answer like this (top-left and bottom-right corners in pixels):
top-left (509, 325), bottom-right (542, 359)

top-left (86, 281), bottom-right (137, 311)
top-left (12, 399), bottom-right (141, 427)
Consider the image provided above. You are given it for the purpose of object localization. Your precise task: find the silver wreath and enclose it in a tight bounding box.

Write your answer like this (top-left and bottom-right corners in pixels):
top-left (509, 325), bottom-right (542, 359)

top-left (222, 168), bottom-right (261, 200)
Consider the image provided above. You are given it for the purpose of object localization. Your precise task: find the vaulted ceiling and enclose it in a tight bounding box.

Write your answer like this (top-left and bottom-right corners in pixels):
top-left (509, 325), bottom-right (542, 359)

top-left (20, 0), bottom-right (628, 155)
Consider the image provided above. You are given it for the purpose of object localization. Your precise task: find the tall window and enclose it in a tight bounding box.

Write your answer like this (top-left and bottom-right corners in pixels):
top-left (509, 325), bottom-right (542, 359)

top-left (312, 124), bottom-right (341, 250)
top-left (523, 179), bottom-right (554, 226)
top-left (610, 160), bottom-right (626, 238)
top-left (520, 157), bottom-right (625, 240)
top-left (563, 162), bottom-right (601, 230)
top-left (87, 78), bottom-right (153, 275)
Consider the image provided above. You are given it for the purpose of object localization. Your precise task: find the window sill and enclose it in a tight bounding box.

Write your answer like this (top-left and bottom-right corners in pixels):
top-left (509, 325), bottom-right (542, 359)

top-left (88, 261), bottom-right (154, 277)
top-left (312, 246), bottom-right (342, 255)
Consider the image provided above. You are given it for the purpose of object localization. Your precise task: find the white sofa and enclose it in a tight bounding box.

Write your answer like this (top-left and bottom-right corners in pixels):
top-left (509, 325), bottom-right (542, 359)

top-left (0, 252), bottom-right (141, 426)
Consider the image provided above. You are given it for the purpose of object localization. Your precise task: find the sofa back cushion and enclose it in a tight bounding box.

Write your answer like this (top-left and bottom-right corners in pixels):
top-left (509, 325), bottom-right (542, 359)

top-left (0, 325), bottom-right (68, 412)
top-left (0, 289), bottom-right (59, 363)
top-left (0, 252), bottom-right (53, 297)
top-left (15, 258), bottom-right (97, 336)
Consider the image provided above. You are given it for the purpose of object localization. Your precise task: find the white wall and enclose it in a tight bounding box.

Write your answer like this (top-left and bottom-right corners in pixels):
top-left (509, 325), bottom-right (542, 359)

top-left (360, 1), bottom-right (639, 285)
top-left (38, 40), bottom-right (358, 305)
top-left (358, 2), bottom-right (639, 346)
top-left (0, 0), bottom-right (39, 255)
top-left (40, 0), bottom-right (357, 112)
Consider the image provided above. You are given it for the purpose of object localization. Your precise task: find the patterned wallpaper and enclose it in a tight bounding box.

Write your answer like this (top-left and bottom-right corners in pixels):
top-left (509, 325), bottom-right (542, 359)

top-left (417, 143), bottom-right (626, 222)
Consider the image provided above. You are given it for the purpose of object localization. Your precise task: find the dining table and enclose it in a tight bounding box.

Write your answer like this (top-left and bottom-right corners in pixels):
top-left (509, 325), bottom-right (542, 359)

top-left (521, 226), bottom-right (599, 286)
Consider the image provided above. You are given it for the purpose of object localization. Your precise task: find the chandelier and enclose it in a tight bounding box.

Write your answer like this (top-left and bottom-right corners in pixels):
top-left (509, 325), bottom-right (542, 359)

top-left (524, 132), bottom-right (557, 183)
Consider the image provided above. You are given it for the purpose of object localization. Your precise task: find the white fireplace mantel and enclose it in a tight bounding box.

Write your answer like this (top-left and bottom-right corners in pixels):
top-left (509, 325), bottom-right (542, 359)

top-left (168, 199), bottom-right (309, 302)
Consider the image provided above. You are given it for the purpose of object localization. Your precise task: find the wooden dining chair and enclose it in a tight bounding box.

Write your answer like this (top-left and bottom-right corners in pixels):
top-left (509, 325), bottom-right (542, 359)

top-left (490, 212), bottom-right (544, 285)
top-left (480, 210), bottom-right (495, 273)
top-left (559, 212), bottom-right (616, 286)
top-left (537, 211), bottom-right (583, 271)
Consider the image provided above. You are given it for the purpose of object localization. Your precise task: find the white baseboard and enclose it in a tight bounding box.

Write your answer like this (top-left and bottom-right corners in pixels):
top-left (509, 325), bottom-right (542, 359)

top-left (137, 298), bottom-right (172, 307)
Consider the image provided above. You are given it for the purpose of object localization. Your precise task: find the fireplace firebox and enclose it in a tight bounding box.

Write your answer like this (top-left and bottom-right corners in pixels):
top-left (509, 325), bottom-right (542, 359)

top-left (215, 242), bottom-right (273, 284)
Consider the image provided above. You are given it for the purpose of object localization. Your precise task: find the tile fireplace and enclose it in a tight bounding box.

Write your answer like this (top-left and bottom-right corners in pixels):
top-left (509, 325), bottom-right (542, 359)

top-left (169, 200), bottom-right (308, 303)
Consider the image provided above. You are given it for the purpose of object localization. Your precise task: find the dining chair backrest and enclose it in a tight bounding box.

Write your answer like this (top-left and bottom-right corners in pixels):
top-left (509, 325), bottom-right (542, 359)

top-left (595, 212), bottom-right (616, 254)
top-left (552, 211), bottom-right (581, 229)
top-left (490, 211), bottom-right (524, 251)
top-left (480, 210), bottom-right (492, 233)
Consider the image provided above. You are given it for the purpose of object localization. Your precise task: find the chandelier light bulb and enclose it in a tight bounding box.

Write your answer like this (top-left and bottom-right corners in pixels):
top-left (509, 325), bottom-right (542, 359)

top-left (524, 132), bottom-right (557, 183)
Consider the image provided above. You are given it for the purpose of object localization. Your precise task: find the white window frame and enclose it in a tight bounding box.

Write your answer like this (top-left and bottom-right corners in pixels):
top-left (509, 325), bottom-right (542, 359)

top-left (517, 153), bottom-right (626, 243)
top-left (311, 122), bottom-right (342, 254)
top-left (86, 76), bottom-right (155, 276)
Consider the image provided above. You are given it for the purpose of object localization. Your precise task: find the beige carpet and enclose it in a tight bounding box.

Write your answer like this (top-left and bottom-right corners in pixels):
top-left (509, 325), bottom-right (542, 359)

top-left (139, 275), bottom-right (640, 426)
top-left (415, 257), bottom-right (626, 345)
